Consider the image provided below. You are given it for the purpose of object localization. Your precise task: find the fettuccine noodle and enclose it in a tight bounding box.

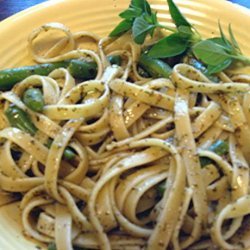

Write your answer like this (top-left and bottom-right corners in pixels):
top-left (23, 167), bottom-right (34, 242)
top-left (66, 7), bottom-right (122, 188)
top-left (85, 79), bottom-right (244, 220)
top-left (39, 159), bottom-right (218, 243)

top-left (0, 21), bottom-right (250, 250)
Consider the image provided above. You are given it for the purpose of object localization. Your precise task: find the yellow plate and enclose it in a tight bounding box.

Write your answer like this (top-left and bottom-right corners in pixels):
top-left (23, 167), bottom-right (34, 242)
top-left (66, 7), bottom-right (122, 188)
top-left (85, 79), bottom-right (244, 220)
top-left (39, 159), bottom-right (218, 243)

top-left (0, 0), bottom-right (250, 249)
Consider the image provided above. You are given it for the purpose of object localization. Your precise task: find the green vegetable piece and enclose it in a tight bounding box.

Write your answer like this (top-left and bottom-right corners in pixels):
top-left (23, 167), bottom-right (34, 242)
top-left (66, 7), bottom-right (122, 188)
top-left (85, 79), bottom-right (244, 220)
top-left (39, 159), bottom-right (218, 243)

top-left (46, 139), bottom-right (76, 161)
top-left (206, 59), bottom-right (232, 75)
top-left (109, 0), bottom-right (160, 44)
top-left (228, 23), bottom-right (241, 54)
top-left (192, 39), bottom-right (230, 66)
top-left (109, 19), bottom-right (133, 37)
top-left (177, 25), bottom-right (194, 38)
top-left (188, 57), bottom-right (207, 72)
top-left (0, 59), bottom-right (99, 91)
top-left (187, 57), bottom-right (219, 82)
top-left (199, 157), bottom-right (213, 167)
top-left (167, 0), bottom-right (192, 27)
top-left (132, 14), bottom-right (157, 44)
top-left (157, 181), bottom-right (166, 198)
top-left (63, 147), bottom-right (76, 160)
top-left (23, 88), bottom-right (44, 112)
top-left (119, 6), bottom-right (142, 19)
top-left (48, 242), bottom-right (57, 250)
top-left (0, 61), bottom-right (69, 91)
top-left (129, 0), bottom-right (152, 16)
top-left (107, 55), bottom-right (122, 66)
top-left (148, 33), bottom-right (188, 58)
top-left (200, 140), bottom-right (229, 167)
top-left (209, 140), bottom-right (229, 156)
top-left (138, 54), bottom-right (172, 78)
top-left (218, 23), bottom-right (233, 51)
top-left (68, 59), bottom-right (97, 80)
top-left (191, 24), bottom-right (250, 73)
top-left (5, 105), bottom-right (37, 135)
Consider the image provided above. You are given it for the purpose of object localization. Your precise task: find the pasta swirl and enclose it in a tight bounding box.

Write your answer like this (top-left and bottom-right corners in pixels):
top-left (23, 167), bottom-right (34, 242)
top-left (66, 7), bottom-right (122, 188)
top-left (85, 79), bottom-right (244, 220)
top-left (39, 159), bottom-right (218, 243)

top-left (0, 21), bottom-right (250, 250)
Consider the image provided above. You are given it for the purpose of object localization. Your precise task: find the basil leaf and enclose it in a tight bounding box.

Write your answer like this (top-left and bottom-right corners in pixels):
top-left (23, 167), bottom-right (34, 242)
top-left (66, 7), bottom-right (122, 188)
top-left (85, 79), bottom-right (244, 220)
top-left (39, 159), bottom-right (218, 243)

top-left (131, 0), bottom-right (144, 8)
top-left (151, 11), bottom-right (158, 24)
top-left (206, 58), bottom-right (232, 74)
top-left (178, 25), bottom-right (193, 38)
top-left (228, 24), bottom-right (241, 53)
top-left (144, 0), bottom-right (152, 15)
top-left (208, 37), bottom-right (227, 46)
top-left (119, 7), bottom-right (142, 19)
top-left (207, 37), bottom-right (233, 55)
top-left (192, 40), bottom-right (231, 66)
top-left (132, 15), bottom-right (156, 44)
top-left (218, 22), bottom-right (232, 50)
top-left (167, 0), bottom-right (191, 27)
top-left (148, 33), bottom-right (188, 58)
top-left (109, 19), bottom-right (133, 37)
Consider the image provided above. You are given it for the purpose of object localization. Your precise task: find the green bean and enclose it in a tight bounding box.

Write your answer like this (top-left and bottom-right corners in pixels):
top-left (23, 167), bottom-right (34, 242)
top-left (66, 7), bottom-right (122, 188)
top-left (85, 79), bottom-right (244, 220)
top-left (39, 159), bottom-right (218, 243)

top-left (187, 57), bottom-right (219, 82)
top-left (0, 59), bottom-right (98, 91)
top-left (107, 55), bottom-right (122, 66)
top-left (5, 105), bottom-right (37, 135)
top-left (156, 181), bottom-right (166, 198)
top-left (138, 54), bottom-right (172, 78)
top-left (48, 242), bottom-right (57, 250)
top-left (200, 140), bottom-right (229, 167)
top-left (199, 157), bottom-right (213, 167)
top-left (46, 139), bottom-right (76, 161)
top-left (5, 106), bottom-right (76, 160)
top-left (0, 61), bottom-right (69, 91)
top-left (209, 140), bottom-right (229, 155)
top-left (68, 59), bottom-right (97, 80)
top-left (63, 147), bottom-right (77, 160)
top-left (22, 88), bottom-right (45, 112)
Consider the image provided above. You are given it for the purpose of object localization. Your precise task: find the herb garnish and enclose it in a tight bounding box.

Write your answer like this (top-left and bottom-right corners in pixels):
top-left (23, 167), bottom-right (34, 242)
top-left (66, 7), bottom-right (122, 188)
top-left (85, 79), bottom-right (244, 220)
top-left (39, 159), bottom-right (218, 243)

top-left (109, 0), bottom-right (250, 75)
top-left (109, 0), bottom-right (176, 44)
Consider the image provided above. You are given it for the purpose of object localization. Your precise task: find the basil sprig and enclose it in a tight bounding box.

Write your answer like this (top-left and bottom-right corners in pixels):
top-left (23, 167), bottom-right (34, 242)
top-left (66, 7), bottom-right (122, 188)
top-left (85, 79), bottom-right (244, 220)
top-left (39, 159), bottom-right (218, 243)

top-left (110, 0), bottom-right (250, 74)
top-left (192, 23), bottom-right (250, 74)
top-left (109, 0), bottom-right (175, 44)
top-left (147, 0), bottom-right (199, 59)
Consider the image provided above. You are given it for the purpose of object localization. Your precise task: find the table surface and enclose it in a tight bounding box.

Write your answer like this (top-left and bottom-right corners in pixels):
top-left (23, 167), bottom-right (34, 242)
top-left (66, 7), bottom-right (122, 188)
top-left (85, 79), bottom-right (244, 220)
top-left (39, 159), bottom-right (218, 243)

top-left (0, 0), bottom-right (249, 21)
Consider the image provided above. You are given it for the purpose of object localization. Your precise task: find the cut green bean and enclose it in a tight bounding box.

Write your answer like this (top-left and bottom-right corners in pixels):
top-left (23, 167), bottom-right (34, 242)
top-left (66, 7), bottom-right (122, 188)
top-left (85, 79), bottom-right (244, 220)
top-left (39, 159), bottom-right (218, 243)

top-left (48, 242), bottom-right (57, 250)
top-left (0, 59), bottom-right (98, 91)
top-left (63, 147), bottom-right (77, 160)
top-left (209, 140), bottom-right (229, 155)
top-left (107, 55), bottom-right (122, 66)
top-left (23, 88), bottom-right (45, 112)
top-left (46, 139), bottom-right (76, 160)
top-left (156, 181), bottom-right (166, 198)
top-left (68, 59), bottom-right (97, 80)
top-left (199, 157), bottom-right (213, 167)
top-left (138, 54), bottom-right (172, 78)
top-left (0, 61), bottom-right (69, 91)
top-left (5, 107), bottom-right (76, 160)
top-left (200, 140), bottom-right (229, 167)
top-left (5, 105), bottom-right (37, 135)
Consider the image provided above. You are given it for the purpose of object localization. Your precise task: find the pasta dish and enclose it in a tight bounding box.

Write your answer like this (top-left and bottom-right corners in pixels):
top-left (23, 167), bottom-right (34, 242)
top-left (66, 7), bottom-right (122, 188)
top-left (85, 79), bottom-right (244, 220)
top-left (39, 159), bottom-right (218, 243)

top-left (0, 0), bottom-right (250, 249)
